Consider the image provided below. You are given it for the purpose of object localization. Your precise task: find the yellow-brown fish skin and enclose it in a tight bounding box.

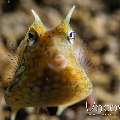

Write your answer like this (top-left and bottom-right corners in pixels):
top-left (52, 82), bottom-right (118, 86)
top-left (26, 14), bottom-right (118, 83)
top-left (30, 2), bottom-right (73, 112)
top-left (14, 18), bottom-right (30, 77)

top-left (0, 42), bottom-right (18, 89)
top-left (4, 8), bottom-right (92, 110)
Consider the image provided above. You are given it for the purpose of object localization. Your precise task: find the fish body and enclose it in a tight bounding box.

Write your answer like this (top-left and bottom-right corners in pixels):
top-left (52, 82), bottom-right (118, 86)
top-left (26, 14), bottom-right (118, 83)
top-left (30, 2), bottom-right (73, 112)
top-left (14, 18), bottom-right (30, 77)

top-left (4, 6), bottom-right (92, 111)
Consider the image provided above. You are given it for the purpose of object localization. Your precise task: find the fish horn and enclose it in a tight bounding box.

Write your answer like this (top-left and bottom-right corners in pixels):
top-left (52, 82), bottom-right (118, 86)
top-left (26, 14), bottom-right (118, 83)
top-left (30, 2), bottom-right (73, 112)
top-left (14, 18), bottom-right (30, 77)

top-left (65, 5), bottom-right (75, 23)
top-left (31, 9), bottom-right (43, 23)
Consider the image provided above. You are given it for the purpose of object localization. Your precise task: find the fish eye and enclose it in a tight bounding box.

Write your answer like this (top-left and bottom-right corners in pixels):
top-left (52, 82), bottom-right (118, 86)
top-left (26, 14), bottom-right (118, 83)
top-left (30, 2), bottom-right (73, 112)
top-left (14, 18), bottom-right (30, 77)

top-left (67, 31), bottom-right (76, 44)
top-left (28, 31), bottom-right (37, 46)
top-left (67, 36), bottom-right (74, 44)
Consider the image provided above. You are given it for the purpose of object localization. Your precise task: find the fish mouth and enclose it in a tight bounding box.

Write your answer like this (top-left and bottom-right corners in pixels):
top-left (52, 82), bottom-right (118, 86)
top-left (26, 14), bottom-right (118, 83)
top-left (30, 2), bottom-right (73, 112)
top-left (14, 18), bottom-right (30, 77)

top-left (48, 54), bottom-right (68, 71)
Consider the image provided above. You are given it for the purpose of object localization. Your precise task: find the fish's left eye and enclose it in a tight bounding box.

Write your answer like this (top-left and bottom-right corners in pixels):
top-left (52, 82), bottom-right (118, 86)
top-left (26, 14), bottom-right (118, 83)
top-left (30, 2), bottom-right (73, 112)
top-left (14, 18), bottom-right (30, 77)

top-left (28, 32), bottom-right (37, 46)
top-left (67, 31), bottom-right (76, 44)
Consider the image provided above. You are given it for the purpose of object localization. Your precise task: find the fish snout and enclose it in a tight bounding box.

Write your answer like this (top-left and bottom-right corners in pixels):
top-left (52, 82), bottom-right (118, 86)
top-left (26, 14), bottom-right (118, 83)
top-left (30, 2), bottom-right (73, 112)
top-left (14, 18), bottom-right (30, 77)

top-left (48, 54), bottom-right (68, 71)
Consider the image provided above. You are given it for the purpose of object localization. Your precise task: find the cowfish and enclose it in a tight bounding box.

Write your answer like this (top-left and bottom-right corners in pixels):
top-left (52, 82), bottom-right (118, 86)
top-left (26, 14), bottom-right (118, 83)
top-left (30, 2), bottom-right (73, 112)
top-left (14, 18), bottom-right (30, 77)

top-left (2, 6), bottom-right (93, 115)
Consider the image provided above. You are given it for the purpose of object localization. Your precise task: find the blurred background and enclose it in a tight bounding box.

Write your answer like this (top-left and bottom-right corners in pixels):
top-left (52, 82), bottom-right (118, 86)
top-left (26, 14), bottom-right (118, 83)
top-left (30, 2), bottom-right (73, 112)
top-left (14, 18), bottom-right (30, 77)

top-left (0, 0), bottom-right (120, 120)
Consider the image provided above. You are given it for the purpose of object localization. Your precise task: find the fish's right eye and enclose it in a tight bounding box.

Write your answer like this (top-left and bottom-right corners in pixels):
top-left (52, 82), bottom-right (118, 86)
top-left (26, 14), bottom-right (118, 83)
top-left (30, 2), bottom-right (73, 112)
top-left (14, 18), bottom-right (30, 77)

top-left (28, 31), bottom-right (38, 46)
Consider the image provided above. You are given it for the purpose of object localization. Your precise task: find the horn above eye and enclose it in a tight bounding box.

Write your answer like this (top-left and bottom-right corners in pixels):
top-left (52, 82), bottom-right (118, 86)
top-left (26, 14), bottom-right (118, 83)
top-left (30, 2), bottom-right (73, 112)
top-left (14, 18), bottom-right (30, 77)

top-left (31, 9), bottom-right (41, 23)
top-left (31, 9), bottom-right (46, 33)
top-left (65, 5), bottom-right (75, 23)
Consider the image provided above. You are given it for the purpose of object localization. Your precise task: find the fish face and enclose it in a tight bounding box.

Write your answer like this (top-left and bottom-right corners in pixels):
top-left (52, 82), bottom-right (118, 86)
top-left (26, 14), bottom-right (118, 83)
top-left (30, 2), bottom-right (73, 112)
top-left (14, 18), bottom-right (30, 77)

top-left (5, 6), bottom-right (92, 109)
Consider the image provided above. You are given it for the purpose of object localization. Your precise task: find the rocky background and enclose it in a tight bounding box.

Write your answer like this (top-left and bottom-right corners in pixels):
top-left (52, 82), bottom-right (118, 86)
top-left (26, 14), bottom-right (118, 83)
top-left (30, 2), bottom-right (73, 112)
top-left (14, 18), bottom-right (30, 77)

top-left (0, 0), bottom-right (120, 120)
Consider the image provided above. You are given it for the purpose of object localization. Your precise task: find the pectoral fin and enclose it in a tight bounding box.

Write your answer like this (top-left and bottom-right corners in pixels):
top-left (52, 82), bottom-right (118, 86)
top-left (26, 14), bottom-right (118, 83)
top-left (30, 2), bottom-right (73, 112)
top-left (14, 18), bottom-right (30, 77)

top-left (57, 105), bottom-right (69, 116)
